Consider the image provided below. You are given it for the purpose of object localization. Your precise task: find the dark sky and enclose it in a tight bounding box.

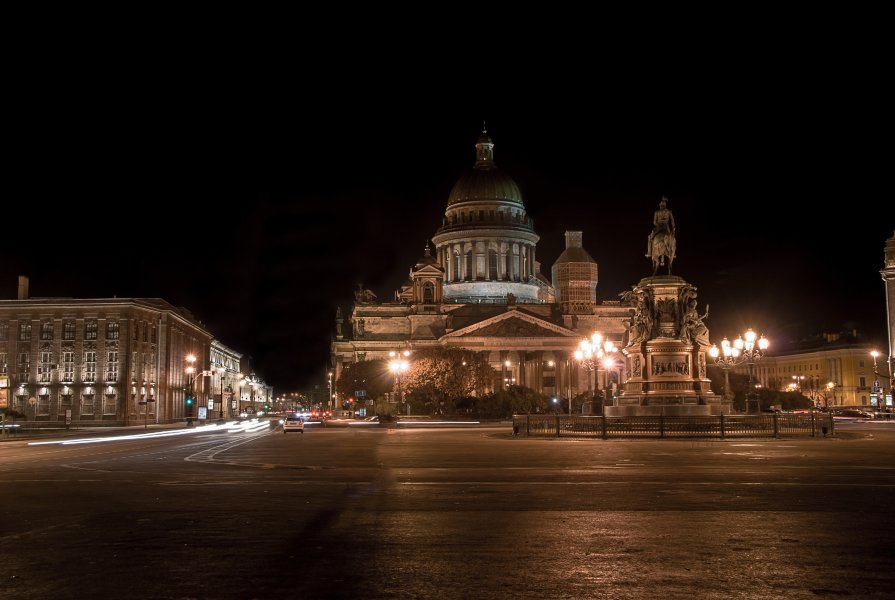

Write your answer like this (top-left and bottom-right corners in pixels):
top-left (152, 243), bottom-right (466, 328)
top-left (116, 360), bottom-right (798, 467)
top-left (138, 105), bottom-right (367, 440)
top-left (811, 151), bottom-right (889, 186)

top-left (4, 88), bottom-right (891, 392)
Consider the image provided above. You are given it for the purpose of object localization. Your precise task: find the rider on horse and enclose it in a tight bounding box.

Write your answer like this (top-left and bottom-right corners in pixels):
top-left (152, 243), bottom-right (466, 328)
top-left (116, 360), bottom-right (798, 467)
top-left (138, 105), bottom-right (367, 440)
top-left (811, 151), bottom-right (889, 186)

top-left (647, 196), bottom-right (677, 274)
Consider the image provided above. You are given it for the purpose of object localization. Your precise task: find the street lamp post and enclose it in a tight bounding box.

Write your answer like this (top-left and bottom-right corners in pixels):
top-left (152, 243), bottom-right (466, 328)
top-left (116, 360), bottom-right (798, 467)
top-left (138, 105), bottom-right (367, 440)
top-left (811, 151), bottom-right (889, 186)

top-left (389, 350), bottom-right (410, 415)
top-left (870, 350), bottom-right (882, 409)
top-left (709, 329), bottom-right (769, 414)
top-left (184, 354), bottom-right (197, 425)
top-left (249, 375), bottom-right (256, 412)
top-left (327, 371), bottom-right (334, 413)
top-left (217, 367), bottom-right (226, 421)
top-left (574, 332), bottom-right (617, 415)
top-left (869, 350), bottom-right (893, 410)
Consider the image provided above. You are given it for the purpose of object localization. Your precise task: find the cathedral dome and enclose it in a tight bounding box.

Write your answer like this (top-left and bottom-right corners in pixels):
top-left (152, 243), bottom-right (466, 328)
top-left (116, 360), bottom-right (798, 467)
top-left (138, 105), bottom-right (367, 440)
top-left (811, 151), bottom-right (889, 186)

top-left (448, 169), bottom-right (523, 206)
top-left (447, 129), bottom-right (524, 207)
top-left (414, 242), bottom-right (440, 269)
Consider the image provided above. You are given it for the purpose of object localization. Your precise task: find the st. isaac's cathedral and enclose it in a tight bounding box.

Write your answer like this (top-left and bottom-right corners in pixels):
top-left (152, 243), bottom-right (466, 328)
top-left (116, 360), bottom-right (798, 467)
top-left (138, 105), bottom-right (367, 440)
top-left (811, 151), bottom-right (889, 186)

top-left (330, 129), bottom-right (634, 405)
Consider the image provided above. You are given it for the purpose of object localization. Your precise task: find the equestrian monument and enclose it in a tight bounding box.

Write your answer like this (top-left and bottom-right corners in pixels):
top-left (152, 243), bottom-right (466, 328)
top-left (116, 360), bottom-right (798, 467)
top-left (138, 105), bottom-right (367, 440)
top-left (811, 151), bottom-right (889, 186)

top-left (610, 198), bottom-right (728, 416)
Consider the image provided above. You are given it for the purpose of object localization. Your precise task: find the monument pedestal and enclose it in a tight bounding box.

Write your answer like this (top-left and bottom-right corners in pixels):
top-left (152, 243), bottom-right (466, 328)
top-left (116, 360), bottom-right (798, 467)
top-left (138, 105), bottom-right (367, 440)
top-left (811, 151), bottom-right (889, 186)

top-left (611, 275), bottom-right (731, 417)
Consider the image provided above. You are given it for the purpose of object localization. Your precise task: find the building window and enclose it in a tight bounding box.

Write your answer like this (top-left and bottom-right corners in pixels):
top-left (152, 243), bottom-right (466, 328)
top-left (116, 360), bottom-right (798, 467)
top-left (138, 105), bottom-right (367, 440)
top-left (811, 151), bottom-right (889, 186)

top-left (37, 394), bottom-right (50, 416)
top-left (103, 394), bottom-right (117, 416)
top-left (150, 327), bottom-right (156, 344)
top-left (0, 321), bottom-right (9, 341)
top-left (85, 352), bottom-right (97, 383)
top-left (107, 321), bottom-right (119, 340)
top-left (859, 376), bottom-right (867, 388)
top-left (62, 352), bottom-right (74, 382)
top-left (60, 394), bottom-right (73, 413)
top-left (18, 352), bottom-right (30, 383)
top-left (107, 351), bottom-right (119, 382)
top-left (19, 322), bottom-right (31, 341)
top-left (423, 282), bottom-right (435, 304)
top-left (453, 252), bottom-right (461, 282)
top-left (39, 352), bottom-right (54, 383)
top-left (85, 320), bottom-right (97, 340)
top-left (0, 353), bottom-right (6, 374)
top-left (81, 394), bottom-right (95, 416)
top-left (40, 321), bottom-right (54, 340)
top-left (544, 375), bottom-right (556, 387)
top-left (488, 249), bottom-right (498, 279)
top-left (465, 251), bottom-right (473, 281)
top-left (63, 320), bottom-right (76, 340)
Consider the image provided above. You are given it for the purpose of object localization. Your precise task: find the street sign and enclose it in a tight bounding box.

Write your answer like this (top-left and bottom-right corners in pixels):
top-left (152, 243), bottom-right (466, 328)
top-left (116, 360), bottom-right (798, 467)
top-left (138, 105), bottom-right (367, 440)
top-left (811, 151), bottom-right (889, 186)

top-left (355, 390), bottom-right (366, 397)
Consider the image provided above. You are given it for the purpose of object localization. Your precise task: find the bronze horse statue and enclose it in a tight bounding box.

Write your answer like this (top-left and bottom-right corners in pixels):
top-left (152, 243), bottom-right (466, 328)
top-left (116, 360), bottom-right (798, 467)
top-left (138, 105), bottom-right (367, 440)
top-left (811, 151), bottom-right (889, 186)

top-left (650, 230), bottom-right (676, 275)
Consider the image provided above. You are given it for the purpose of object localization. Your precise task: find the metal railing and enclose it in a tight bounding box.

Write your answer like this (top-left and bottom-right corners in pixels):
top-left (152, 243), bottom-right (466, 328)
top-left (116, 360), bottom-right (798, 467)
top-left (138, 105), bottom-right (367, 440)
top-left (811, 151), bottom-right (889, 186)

top-left (512, 412), bottom-right (834, 439)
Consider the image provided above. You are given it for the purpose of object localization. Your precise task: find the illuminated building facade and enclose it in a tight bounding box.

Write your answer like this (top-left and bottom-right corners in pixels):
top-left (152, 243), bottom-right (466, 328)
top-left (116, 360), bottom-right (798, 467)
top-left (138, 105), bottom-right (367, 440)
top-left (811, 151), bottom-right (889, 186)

top-left (0, 276), bottom-right (220, 425)
top-left (331, 131), bottom-right (631, 404)
top-left (733, 332), bottom-right (892, 408)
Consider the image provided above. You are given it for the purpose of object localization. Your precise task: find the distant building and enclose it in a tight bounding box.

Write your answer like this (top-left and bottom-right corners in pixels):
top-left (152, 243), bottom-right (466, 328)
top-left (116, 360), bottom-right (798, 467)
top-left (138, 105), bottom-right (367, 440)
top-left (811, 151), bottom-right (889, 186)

top-left (734, 332), bottom-right (892, 408)
top-left (210, 340), bottom-right (243, 418)
top-left (331, 130), bottom-right (631, 407)
top-left (0, 276), bottom-right (252, 425)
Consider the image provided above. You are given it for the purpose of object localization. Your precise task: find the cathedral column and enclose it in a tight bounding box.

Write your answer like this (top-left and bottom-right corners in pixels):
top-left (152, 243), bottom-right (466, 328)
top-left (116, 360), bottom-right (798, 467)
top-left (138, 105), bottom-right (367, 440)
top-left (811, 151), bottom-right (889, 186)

top-left (446, 245), bottom-right (454, 282)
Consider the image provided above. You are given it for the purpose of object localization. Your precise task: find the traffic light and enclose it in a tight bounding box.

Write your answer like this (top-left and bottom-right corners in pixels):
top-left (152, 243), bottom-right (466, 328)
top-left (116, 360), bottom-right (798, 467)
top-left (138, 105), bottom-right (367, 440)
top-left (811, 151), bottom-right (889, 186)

top-left (264, 403), bottom-right (270, 411)
top-left (186, 396), bottom-right (193, 406)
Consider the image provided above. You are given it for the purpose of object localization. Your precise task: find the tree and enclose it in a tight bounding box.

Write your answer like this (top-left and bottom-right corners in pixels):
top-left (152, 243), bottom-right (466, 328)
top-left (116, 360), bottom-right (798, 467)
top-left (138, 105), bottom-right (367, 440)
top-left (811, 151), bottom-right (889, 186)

top-left (475, 386), bottom-right (549, 418)
top-left (401, 348), bottom-right (493, 413)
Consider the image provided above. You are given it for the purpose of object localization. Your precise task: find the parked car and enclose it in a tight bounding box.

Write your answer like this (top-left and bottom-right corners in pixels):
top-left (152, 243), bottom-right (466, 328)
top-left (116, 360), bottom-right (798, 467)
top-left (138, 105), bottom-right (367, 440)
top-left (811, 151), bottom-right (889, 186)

top-left (281, 414), bottom-right (305, 433)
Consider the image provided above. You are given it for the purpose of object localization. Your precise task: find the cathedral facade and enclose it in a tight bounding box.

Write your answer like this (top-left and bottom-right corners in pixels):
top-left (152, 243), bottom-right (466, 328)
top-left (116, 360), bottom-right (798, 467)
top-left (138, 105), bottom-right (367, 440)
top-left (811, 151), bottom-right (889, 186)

top-left (330, 131), bottom-right (631, 406)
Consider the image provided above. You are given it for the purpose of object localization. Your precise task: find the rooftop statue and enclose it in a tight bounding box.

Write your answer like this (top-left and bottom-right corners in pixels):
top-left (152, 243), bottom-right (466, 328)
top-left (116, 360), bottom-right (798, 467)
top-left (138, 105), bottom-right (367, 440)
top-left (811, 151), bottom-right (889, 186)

top-left (647, 196), bottom-right (676, 275)
top-left (354, 284), bottom-right (378, 304)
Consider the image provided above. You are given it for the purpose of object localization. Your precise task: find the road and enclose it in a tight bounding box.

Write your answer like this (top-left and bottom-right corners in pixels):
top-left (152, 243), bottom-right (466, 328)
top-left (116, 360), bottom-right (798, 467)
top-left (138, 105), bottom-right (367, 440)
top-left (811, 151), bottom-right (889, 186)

top-left (1, 420), bottom-right (894, 599)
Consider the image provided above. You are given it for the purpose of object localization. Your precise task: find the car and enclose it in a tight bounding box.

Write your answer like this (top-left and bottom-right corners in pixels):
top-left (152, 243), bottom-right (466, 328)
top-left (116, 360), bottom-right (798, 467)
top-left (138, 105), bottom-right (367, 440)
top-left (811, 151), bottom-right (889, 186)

top-left (833, 409), bottom-right (874, 419)
top-left (281, 414), bottom-right (305, 433)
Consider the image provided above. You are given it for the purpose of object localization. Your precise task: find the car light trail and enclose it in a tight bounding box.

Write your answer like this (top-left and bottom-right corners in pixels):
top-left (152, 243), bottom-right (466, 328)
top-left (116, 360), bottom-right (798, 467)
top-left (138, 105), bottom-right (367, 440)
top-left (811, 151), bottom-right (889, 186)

top-left (28, 419), bottom-right (270, 446)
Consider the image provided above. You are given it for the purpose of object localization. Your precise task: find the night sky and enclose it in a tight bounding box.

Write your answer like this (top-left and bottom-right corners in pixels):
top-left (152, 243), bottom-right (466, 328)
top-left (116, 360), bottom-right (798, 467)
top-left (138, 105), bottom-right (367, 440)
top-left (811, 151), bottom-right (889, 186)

top-left (4, 97), bottom-right (891, 392)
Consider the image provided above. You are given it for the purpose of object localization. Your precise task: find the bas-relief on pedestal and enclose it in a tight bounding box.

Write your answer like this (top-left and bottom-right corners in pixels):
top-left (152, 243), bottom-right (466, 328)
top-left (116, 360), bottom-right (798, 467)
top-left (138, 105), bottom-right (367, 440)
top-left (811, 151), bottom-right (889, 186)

top-left (612, 275), bottom-right (726, 415)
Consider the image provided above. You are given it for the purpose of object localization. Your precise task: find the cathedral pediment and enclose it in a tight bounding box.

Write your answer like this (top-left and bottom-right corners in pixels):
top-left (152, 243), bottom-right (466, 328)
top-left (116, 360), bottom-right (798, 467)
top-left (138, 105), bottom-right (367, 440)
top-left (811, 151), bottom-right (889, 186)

top-left (443, 310), bottom-right (576, 339)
